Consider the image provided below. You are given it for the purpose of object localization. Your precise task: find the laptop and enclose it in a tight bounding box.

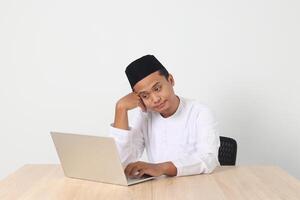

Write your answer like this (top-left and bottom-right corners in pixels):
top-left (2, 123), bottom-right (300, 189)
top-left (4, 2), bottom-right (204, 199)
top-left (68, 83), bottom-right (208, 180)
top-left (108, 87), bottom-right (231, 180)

top-left (50, 132), bottom-right (155, 186)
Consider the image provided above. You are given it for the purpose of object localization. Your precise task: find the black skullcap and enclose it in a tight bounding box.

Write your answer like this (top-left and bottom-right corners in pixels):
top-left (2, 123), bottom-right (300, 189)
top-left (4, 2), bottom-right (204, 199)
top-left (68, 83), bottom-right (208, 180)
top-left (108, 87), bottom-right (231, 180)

top-left (125, 55), bottom-right (169, 89)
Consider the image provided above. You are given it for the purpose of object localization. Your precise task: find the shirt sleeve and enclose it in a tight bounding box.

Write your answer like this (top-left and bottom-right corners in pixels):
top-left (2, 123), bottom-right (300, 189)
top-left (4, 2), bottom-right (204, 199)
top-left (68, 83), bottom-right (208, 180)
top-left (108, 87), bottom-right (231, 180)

top-left (171, 106), bottom-right (220, 176)
top-left (108, 109), bottom-right (147, 167)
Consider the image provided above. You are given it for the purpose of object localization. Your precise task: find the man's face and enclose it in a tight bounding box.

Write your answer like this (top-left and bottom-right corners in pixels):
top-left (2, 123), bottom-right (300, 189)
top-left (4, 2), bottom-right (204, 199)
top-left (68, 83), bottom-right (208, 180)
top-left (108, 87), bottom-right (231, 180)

top-left (133, 71), bottom-right (176, 113)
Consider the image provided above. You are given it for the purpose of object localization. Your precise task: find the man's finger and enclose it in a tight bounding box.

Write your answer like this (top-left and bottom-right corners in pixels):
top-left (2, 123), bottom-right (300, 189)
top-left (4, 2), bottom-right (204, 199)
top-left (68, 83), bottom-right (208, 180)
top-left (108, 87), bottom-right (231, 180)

top-left (124, 163), bottom-right (135, 177)
top-left (138, 100), bottom-right (147, 112)
top-left (137, 169), bottom-right (145, 178)
top-left (137, 102), bottom-right (144, 110)
top-left (129, 165), bottom-right (141, 178)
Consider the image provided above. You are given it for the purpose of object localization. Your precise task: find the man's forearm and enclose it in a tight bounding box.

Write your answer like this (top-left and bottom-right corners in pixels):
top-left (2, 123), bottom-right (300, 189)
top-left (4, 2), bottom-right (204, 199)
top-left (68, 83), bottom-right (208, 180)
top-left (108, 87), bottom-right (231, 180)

top-left (113, 104), bottom-right (129, 130)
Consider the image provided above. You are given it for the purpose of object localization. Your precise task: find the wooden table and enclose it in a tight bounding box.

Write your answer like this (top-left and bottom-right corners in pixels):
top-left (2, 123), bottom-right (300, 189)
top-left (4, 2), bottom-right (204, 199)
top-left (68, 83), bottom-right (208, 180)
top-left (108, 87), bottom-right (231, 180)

top-left (1, 164), bottom-right (300, 200)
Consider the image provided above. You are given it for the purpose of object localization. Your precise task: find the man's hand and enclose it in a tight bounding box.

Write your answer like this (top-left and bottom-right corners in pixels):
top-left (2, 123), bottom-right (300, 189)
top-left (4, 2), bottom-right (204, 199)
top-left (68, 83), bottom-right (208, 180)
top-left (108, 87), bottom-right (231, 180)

top-left (124, 161), bottom-right (177, 178)
top-left (113, 92), bottom-right (147, 130)
top-left (116, 92), bottom-right (147, 112)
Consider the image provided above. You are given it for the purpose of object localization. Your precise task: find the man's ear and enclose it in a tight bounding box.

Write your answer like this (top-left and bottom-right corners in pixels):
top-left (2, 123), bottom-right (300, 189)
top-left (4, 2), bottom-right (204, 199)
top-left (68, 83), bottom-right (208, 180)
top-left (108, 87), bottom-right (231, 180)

top-left (168, 74), bottom-right (175, 86)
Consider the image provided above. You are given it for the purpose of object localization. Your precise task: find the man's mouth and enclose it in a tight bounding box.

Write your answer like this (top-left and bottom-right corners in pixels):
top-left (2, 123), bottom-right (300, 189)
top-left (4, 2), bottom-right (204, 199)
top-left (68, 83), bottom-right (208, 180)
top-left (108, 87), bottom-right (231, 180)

top-left (155, 101), bottom-right (166, 109)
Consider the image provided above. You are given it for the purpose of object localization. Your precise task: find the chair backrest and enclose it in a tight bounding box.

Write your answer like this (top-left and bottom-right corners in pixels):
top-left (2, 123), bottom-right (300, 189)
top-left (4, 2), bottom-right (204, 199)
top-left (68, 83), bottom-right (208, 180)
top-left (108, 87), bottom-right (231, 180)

top-left (218, 136), bottom-right (237, 165)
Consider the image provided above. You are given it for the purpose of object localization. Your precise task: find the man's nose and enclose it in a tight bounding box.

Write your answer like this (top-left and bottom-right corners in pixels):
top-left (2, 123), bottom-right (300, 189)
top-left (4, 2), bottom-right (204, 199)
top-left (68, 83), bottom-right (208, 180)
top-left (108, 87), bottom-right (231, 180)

top-left (151, 93), bottom-right (161, 104)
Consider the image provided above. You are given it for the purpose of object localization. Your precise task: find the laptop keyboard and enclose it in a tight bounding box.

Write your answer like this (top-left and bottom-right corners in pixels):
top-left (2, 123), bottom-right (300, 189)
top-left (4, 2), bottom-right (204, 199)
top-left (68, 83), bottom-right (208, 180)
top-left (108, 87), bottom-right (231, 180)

top-left (127, 174), bottom-right (152, 181)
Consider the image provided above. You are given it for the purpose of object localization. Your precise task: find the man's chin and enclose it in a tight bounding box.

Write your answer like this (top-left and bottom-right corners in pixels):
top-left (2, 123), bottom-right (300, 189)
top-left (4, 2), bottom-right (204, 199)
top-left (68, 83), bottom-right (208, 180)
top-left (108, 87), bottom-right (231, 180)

top-left (154, 106), bottom-right (168, 113)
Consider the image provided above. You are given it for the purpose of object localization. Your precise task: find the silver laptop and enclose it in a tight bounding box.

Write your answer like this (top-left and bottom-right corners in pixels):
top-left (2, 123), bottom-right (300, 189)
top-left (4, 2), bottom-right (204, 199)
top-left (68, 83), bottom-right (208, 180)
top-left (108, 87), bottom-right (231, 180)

top-left (50, 132), bottom-right (154, 186)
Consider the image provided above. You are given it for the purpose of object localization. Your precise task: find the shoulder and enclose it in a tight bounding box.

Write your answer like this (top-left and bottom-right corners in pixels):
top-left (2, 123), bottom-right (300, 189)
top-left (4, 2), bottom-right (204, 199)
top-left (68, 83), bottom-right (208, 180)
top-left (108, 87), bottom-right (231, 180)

top-left (180, 96), bottom-right (216, 121)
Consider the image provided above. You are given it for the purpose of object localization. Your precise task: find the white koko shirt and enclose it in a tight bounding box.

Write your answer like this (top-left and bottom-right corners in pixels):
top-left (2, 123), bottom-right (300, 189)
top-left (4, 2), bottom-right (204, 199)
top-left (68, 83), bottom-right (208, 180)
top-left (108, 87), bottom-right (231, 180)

top-left (109, 96), bottom-right (220, 176)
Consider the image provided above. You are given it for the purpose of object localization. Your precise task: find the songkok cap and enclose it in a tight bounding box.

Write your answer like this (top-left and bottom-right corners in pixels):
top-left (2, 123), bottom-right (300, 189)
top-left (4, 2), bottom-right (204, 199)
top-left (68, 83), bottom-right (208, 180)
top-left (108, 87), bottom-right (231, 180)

top-left (125, 55), bottom-right (169, 89)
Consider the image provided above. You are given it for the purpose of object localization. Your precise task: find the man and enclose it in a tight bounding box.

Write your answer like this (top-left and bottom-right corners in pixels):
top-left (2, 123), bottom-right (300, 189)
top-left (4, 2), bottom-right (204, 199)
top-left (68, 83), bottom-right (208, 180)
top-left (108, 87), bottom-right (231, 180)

top-left (109, 55), bottom-right (220, 179)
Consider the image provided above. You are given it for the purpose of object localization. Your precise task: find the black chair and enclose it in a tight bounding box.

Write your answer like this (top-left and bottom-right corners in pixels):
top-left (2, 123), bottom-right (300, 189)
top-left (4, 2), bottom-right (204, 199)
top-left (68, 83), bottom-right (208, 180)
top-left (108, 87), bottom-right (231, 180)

top-left (218, 136), bottom-right (237, 165)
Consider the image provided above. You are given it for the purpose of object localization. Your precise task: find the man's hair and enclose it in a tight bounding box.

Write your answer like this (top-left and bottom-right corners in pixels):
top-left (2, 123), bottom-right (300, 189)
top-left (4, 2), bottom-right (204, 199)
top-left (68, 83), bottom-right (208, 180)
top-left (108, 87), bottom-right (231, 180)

top-left (158, 69), bottom-right (169, 80)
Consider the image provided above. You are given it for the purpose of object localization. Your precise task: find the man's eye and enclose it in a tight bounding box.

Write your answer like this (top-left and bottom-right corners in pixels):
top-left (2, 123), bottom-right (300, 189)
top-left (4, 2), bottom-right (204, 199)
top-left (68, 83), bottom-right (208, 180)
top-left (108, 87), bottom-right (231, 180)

top-left (141, 94), bottom-right (149, 99)
top-left (154, 86), bottom-right (161, 91)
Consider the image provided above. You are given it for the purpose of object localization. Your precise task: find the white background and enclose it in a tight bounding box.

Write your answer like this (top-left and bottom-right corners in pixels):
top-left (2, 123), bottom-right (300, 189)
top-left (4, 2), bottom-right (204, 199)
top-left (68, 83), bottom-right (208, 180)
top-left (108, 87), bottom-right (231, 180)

top-left (1, 0), bottom-right (299, 180)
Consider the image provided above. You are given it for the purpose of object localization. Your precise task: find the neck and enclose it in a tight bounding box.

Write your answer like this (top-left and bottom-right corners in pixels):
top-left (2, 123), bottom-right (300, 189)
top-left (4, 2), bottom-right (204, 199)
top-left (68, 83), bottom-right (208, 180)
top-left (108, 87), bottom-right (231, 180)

top-left (160, 95), bottom-right (180, 118)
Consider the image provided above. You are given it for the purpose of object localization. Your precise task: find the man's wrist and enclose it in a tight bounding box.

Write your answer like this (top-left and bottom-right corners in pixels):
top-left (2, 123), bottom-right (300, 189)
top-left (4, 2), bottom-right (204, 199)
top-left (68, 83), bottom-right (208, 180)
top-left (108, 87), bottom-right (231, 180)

top-left (116, 102), bottom-right (128, 112)
top-left (159, 162), bottom-right (177, 177)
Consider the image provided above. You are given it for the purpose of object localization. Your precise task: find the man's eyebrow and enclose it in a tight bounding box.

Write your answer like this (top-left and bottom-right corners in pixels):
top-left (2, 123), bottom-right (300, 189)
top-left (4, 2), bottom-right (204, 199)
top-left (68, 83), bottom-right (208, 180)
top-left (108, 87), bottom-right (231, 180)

top-left (138, 82), bottom-right (160, 95)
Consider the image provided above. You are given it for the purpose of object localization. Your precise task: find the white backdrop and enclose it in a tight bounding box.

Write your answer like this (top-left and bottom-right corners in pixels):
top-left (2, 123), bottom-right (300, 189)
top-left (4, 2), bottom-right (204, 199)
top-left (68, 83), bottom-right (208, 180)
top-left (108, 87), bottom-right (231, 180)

top-left (1, 0), bottom-right (300, 180)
